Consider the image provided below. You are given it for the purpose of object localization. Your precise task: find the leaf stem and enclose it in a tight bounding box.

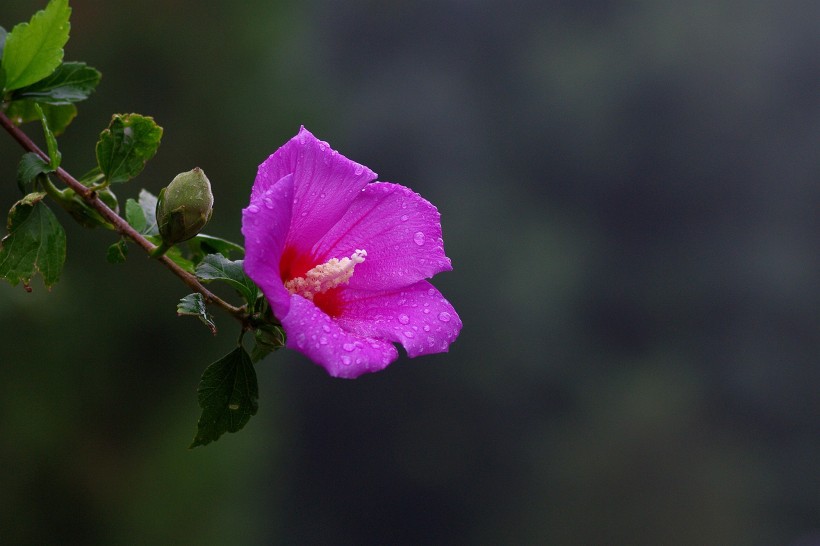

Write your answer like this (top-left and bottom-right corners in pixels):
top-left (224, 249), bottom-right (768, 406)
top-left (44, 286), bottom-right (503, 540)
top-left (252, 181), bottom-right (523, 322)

top-left (0, 111), bottom-right (249, 326)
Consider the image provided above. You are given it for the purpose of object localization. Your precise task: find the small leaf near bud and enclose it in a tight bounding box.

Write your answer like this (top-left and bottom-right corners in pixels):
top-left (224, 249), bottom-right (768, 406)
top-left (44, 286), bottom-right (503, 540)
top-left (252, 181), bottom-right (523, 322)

top-left (156, 167), bottom-right (214, 245)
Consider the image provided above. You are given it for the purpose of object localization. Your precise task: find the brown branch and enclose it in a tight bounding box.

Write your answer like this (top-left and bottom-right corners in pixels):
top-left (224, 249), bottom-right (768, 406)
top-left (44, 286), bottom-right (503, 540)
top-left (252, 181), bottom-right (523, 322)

top-left (0, 111), bottom-right (248, 327)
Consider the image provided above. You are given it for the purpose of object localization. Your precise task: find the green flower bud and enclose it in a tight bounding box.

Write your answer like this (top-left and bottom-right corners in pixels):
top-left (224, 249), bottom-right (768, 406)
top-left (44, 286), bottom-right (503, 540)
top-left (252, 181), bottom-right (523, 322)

top-left (156, 167), bottom-right (214, 245)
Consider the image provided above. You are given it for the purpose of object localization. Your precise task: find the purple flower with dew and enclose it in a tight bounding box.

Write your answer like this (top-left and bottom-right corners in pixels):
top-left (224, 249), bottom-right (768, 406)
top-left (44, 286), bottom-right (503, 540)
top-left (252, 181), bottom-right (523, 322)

top-left (242, 127), bottom-right (461, 378)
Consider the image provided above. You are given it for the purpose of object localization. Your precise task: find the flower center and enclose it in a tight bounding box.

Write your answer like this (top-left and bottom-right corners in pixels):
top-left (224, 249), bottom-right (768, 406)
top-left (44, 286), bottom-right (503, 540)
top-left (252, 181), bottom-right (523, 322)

top-left (284, 249), bottom-right (367, 300)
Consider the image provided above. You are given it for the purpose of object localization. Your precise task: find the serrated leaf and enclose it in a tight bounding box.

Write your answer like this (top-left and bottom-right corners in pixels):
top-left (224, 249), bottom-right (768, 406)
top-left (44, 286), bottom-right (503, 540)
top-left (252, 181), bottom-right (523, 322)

top-left (195, 253), bottom-right (257, 305)
top-left (106, 238), bottom-right (128, 264)
top-left (11, 62), bottom-right (101, 104)
top-left (34, 103), bottom-right (60, 169)
top-left (0, 192), bottom-right (66, 289)
top-left (124, 198), bottom-right (147, 233)
top-left (188, 234), bottom-right (245, 263)
top-left (177, 292), bottom-right (216, 334)
top-left (4, 99), bottom-right (76, 135)
top-left (96, 114), bottom-right (163, 184)
top-left (1, 0), bottom-right (71, 91)
top-left (190, 346), bottom-right (258, 448)
top-left (17, 152), bottom-right (51, 193)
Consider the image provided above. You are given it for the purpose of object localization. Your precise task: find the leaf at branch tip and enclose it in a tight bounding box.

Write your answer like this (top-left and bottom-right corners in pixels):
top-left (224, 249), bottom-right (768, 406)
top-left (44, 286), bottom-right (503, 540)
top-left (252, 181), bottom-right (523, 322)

top-left (11, 62), bottom-right (101, 104)
top-left (195, 253), bottom-right (258, 305)
top-left (0, 192), bottom-right (66, 290)
top-left (190, 346), bottom-right (258, 448)
top-left (34, 103), bottom-right (61, 169)
top-left (4, 99), bottom-right (77, 136)
top-left (0, 0), bottom-right (71, 92)
top-left (96, 114), bottom-right (163, 184)
top-left (106, 238), bottom-right (128, 264)
top-left (177, 293), bottom-right (216, 334)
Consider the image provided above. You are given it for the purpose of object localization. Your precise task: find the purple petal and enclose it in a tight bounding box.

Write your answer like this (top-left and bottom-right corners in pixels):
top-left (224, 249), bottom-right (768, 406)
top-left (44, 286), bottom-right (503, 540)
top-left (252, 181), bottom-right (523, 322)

top-left (333, 281), bottom-right (462, 358)
top-left (313, 183), bottom-right (452, 291)
top-left (242, 173), bottom-right (294, 319)
top-left (254, 127), bottom-right (377, 257)
top-left (282, 296), bottom-right (399, 378)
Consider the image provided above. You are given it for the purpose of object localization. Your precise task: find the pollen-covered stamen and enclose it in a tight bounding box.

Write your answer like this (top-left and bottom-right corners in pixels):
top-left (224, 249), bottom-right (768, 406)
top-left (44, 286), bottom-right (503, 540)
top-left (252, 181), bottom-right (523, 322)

top-left (285, 249), bottom-right (367, 300)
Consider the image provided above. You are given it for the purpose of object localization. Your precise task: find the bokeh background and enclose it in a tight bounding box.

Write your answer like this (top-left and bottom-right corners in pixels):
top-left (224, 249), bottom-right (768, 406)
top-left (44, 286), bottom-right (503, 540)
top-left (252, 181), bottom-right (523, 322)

top-left (1, 0), bottom-right (819, 544)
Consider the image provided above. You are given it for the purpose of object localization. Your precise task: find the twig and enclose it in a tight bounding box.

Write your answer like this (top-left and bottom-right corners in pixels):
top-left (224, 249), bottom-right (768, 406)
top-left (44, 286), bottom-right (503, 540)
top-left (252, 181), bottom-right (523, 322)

top-left (0, 111), bottom-right (248, 326)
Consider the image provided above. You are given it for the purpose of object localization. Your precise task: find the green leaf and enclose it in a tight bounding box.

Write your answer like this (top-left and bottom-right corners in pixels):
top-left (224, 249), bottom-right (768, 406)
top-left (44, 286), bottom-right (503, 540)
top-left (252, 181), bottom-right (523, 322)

top-left (250, 323), bottom-right (285, 362)
top-left (145, 234), bottom-right (195, 272)
top-left (1, 0), bottom-right (71, 91)
top-left (95, 114), bottom-right (163, 184)
top-left (34, 103), bottom-right (60, 169)
top-left (190, 346), bottom-right (258, 448)
top-left (177, 293), bottom-right (216, 334)
top-left (0, 192), bottom-right (66, 289)
top-left (106, 238), bottom-right (128, 264)
top-left (4, 99), bottom-right (77, 136)
top-left (137, 189), bottom-right (159, 236)
top-left (124, 198), bottom-right (147, 233)
top-left (17, 152), bottom-right (51, 193)
top-left (188, 233), bottom-right (245, 262)
top-left (195, 253), bottom-right (257, 305)
top-left (11, 62), bottom-right (101, 104)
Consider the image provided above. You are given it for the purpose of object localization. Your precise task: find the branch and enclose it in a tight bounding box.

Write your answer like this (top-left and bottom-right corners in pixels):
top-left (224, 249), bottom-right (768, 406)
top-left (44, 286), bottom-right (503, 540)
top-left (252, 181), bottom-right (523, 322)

top-left (0, 111), bottom-right (249, 326)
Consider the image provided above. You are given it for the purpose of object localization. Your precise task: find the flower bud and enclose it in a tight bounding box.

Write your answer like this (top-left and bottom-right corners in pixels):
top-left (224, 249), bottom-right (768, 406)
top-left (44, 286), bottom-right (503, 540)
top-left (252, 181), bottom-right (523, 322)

top-left (156, 167), bottom-right (214, 245)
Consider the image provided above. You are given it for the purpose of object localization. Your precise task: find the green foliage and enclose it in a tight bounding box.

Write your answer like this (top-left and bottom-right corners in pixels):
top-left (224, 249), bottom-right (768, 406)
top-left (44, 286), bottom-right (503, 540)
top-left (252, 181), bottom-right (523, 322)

top-left (95, 114), bottom-right (163, 185)
top-left (188, 234), bottom-right (244, 261)
top-left (11, 62), bottom-right (100, 104)
top-left (177, 293), bottom-right (217, 334)
top-left (190, 346), bottom-right (258, 448)
top-left (250, 323), bottom-right (285, 363)
top-left (0, 0), bottom-right (71, 91)
top-left (0, 192), bottom-right (66, 289)
top-left (35, 103), bottom-right (61, 169)
top-left (106, 238), bottom-right (128, 264)
top-left (1, 0), bottom-right (271, 447)
top-left (4, 99), bottom-right (77, 135)
top-left (195, 253), bottom-right (257, 305)
top-left (17, 152), bottom-right (51, 193)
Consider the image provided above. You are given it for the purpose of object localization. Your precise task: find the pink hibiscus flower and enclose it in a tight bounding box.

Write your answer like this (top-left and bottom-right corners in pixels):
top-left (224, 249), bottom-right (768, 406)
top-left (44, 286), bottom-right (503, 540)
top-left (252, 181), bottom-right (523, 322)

top-left (242, 127), bottom-right (461, 378)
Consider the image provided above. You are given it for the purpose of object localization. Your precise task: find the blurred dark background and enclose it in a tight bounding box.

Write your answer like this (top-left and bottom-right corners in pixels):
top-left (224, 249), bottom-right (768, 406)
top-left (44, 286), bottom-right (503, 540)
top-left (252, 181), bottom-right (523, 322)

top-left (1, 0), bottom-right (819, 544)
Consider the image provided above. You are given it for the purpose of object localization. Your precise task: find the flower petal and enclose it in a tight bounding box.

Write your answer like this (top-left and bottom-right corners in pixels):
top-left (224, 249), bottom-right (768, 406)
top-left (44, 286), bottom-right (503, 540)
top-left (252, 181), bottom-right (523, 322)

top-left (333, 281), bottom-right (462, 358)
top-left (282, 295), bottom-right (399, 378)
top-left (254, 127), bottom-right (377, 257)
top-left (242, 173), bottom-right (294, 319)
top-left (313, 183), bottom-right (452, 291)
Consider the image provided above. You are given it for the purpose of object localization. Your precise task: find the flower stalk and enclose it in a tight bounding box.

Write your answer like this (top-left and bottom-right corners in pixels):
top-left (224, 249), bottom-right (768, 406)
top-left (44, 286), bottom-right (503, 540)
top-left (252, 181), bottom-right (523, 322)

top-left (0, 110), bottom-right (248, 326)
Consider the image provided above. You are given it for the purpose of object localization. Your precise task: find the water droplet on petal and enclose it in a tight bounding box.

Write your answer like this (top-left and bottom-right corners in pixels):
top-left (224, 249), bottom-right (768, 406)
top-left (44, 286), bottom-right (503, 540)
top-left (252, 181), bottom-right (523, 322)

top-left (423, 308), bottom-right (430, 314)
top-left (401, 214), bottom-right (409, 221)
top-left (413, 232), bottom-right (425, 245)
top-left (438, 312), bottom-right (451, 322)
top-left (343, 343), bottom-right (355, 352)
top-left (404, 331), bottom-right (414, 338)
top-left (398, 314), bottom-right (410, 324)
top-left (322, 324), bottom-right (331, 333)
top-left (427, 288), bottom-right (436, 296)
top-left (354, 164), bottom-right (363, 175)
top-left (319, 336), bottom-right (328, 345)
top-left (341, 355), bottom-right (352, 365)
top-left (247, 204), bottom-right (260, 213)
top-left (263, 197), bottom-right (274, 209)
top-left (423, 325), bottom-right (430, 332)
